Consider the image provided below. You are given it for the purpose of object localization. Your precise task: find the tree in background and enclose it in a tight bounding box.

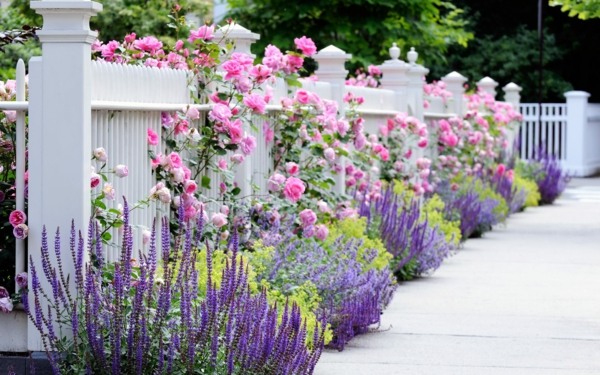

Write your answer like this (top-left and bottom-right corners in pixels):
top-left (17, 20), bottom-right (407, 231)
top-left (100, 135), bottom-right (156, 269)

top-left (550, 0), bottom-right (600, 19)
top-left (225, 0), bottom-right (473, 72)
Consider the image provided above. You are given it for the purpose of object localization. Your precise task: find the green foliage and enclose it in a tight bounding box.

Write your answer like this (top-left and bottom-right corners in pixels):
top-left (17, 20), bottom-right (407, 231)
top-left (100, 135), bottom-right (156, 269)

top-left (550, 0), bottom-right (600, 19)
top-left (421, 194), bottom-right (461, 245)
top-left (324, 217), bottom-right (392, 272)
top-left (247, 240), bottom-right (333, 345)
top-left (225, 0), bottom-right (473, 71)
top-left (513, 173), bottom-right (541, 208)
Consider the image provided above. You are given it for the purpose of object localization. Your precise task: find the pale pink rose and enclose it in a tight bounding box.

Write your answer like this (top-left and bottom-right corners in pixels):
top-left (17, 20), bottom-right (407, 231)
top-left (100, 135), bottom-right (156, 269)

top-left (299, 209), bottom-right (317, 228)
top-left (9, 210), bottom-right (26, 227)
top-left (249, 64), bottom-right (272, 84)
top-left (243, 93), bottom-right (267, 114)
top-left (103, 183), bottom-right (115, 200)
top-left (184, 179), bottom-right (197, 194)
top-left (211, 212), bottom-right (228, 228)
top-left (323, 147), bottom-right (336, 162)
top-left (171, 168), bottom-right (185, 183)
top-left (13, 223), bottom-right (28, 240)
top-left (188, 25), bottom-right (215, 42)
top-left (114, 164), bottom-right (129, 178)
top-left (147, 128), bottom-right (159, 145)
top-left (157, 188), bottom-right (171, 203)
top-left (283, 177), bottom-right (305, 202)
top-left (161, 112), bottom-right (175, 128)
top-left (208, 103), bottom-right (232, 123)
top-left (3, 111), bottom-right (16, 123)
top-left (317, 200), bottom-right (330, 213)
top-left (220, 205), bottom-right (230, 215)
top-left (217, 158), bottom-right (228, 170)
top-left (0, 297), bottom-right (13, 313)
top-left (90, 173), bottom-right (101, 188)
top-left (267, 173), bottom-right (286, 192)
top-left (315, 224), bottom-right (329, 241)
top-left (186, 106), bottom-right (200, 120)
top-left (168, 152), bottom-right (183, 169)
top-left (142, 229), bottom-right (152, 245)
top-left (0, 286), bottom-right (8, 298)
top-left (263, 44), bottom-right (284, 71)
top-left (93, 147), bottom-right (107, 162)
top-left (283, 54), bottom-right (304, 73)
top-left (240, 135), bottom-right (256, 155)
top-left (230, 154), bottom-right (245, 164)
top-left (294, 36), bottom-right (317, 56)
top-left (285, 162), bottom-right (300, 176)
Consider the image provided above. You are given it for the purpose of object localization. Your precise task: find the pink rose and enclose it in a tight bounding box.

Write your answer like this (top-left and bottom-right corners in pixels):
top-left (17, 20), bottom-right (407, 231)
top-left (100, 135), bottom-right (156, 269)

top-left (299, 209), bottom-right (317, 228)
top-left (0, 297), bottom-right (13, 313)
top-left (294, 89), bottom-right (311, 105)
top-left (133, 36), bottom-right (163, 53)
top-left (285, 162), bottom-right (300, 176)
top-left (222, 60), bottom-right (244, 80)
top-left (16, 272), bottom-right (27, 289)
top-left (184, 179), bottom-right (197, 194)
top-left (103, 183), bottom-right (115, 200)
top-left (90, 173), bottom-right (101, 188)
top-left (283, 177), bottom-right (305, 203)
top-left (294, 36), bottom-right (317, 56)
top-left (417, 138), bottom-right (428, 148)
top-left (188, 25), bottom-right (215, 42)
top-left (186, 106), bottom-right (200, 120)
top-left (243, 93), bottom-right (267, 114)
top-left (315, 224), bottom-right (329, 241)
top-left (267, 173), bottom-right (286, 192)
top-left (168, 152), bottom-right (183, 169)
top-left (249, 64), bottom-right (272, 84)
top-left (9, 210), bottom-right (26, 227)
top-left (209, 103), bottom-right (232, 123)
top-left (142, 229), bottom-right (151, 245)
top-left (115, 164), bottom-right (129, 178)
top-left (228, 120), bottom-right (244, 144)
top-left (147, 128), bottom-right (159, 145)
top-left (211, 212), bottom-right (228, 228)
top-left (93, 147), bottom-right (107, 162)
top-left (217, 158), bottom-right (228, 170)
top-left (496, 164), bottom-right (506, 176)
top-left (230, 154), bottom-right (245, 164)
top-left (3, 111), bottom-right (16, 123)
top-left (323, 147), bottom-right (336, 162)
top-left (13, 223), bottom-right (28, 240)
top-left (240, 135), bottom-right (256, 155)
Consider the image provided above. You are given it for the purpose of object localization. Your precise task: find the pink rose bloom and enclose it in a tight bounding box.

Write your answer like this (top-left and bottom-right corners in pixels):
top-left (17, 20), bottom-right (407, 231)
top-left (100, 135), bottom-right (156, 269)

top-left (263, 123), bottom-right (274, 143)
top-left (217, 158), bottom-right (228, 170)
top-left (188, 25), bottom-right (215, 42)
top-left (134, 36), bottom-right (163, 54)
top-left (283, 177), bottom-right (305, 203)
top-left (3, 111), bottom-right (16, 123)
top-left (16, 272), bottom-right (27, 289)
top-left (147, 128), bottom-right (159, 145)
top-left (294, 36), bottom-right (317, 56)
top-left (209, 103), bottom-right (232, 123)
top-left (101, 40), bottom-right (120, 60)
top-left (168, 152), bottom-right (183, 169)
top-left (417, 138), bottom-right (428, 148)
top-left (220, 205), bottom-right (230, 215)
top-left (171, 168), bottom-right (185, 183)
top-left (186, 106), bottom-right (200, 120)
top-left (142, 229), bottom-right (152, 245)
top-left (184, 179), bottom-right (197, 194)
top-left (90, 173), bottom-right (101, 188)
top-left (249, 64), bottom-right (272, 84)
top-left (9, 210), bottom-right (26, 227)
top-left (496, 164), bottom-right (506, 176)
top-left (323, 147), bottom-right (336, 162)
top-left (299, 209), bottom-right (317, 228)
top-left (368, 65), bottom-right (382, 76)
top-left (222, 59), bottom-right (244, 80)
top-left (211, 212), bottom-right (228, 228)
top-left (243, 93), bottom-right (267, 114)
top-left (115, 164), bottom-right (129, 178)
top-left (315, 224), bottom-right (329, 241)
top-left (294, 89), bottom-right (311, 105)
top-left (230, 154), bottom-right (245, 164)
top-left (228, 120), bottom-right (244, 144)
top-left (354, 133), bottom-right (366, 150)
top-left (240, 135), bottom-right (257, 155)
top-left (93, 147), bottom-right (107, 162)
top-left (161, 112), bottom-right (175, 128)
top-left (263, 44), bottom-right (284, 70)
top-left (267, 173), bottom-right (286, 192)
top-left (103, 183), bottom-right (115, 200)
top-left (0, 296), bottom-right (13, 313)
top-left (285, 162), bottom-right (300, 176)
top-left (13, 223), bottom-right (28, 240)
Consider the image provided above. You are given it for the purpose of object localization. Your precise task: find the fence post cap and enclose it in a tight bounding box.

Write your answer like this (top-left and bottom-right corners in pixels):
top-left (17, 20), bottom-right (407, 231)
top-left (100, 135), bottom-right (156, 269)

top-left (314, 45), bottom-right (352, 59)
top-left (503, 82), bottom-right (522, 92)
top-left (442, 71), bottom-right (468, 83)
top-left (214, 22), bottom-right (260, 41)
top-left (564, 90), bottom-right (591, 98)
top-left (478, 76), bottom-right (498, 85)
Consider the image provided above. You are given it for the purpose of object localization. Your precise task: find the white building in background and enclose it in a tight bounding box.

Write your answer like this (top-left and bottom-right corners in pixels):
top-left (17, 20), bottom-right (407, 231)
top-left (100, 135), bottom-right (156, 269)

top-left (0, 0), bottom-right (10, 8)
top-left (214, 0), bottom-right (228, 24)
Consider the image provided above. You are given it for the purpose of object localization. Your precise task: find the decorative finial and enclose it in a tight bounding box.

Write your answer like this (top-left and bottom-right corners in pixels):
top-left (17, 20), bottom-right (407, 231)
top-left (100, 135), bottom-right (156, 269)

top-left (407, 47), bottom-right (418, 65)
top-left (389, 43), bottom-right (400, 60)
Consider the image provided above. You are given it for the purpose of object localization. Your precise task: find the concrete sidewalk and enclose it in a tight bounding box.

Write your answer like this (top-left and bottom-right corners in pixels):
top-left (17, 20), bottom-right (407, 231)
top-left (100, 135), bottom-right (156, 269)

top-left (315, 178), bottom-right (600, 375)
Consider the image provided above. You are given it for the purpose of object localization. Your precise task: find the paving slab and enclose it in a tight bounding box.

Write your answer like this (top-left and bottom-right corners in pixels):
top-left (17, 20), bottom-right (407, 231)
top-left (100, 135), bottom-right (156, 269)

top-left (315, 179), bottom-right (600, 375)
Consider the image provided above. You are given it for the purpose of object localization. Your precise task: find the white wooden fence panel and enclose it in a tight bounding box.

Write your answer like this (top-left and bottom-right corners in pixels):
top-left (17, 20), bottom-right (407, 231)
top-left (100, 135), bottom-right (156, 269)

top-left (519, 103), bottom-right (567, 161)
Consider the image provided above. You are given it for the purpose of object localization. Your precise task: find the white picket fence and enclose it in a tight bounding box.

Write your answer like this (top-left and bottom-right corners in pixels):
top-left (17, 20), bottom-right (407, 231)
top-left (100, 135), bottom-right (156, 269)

top-left (0, 1), bottom-right (523, 354)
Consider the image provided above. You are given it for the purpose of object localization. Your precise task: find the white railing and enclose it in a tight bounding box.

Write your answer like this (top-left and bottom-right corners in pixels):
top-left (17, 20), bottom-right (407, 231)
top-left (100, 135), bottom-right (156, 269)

top-left (519, 103), bottom-right (567, 161)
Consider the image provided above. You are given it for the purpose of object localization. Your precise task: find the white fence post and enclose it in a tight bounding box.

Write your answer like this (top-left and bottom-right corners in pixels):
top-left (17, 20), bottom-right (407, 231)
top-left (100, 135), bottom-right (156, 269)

top-left (379, 43), bottom-right (410, 113)
top-left (215, 23), bottom-right (260, 199)
top-left (28, 0), bottom-right (102, 351)
top-left (477, 76), bottom-right (498, 98)
top-left (314, 45), bottom-right (352, 194)
top-left (564, 91), bottom-right (591, 176)
top-left (503, 82), bottom-right (522, 108)
top-left (406, 47), bottom-right (428, 121)
top-left (442, 71), bottom-right (467, 116)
